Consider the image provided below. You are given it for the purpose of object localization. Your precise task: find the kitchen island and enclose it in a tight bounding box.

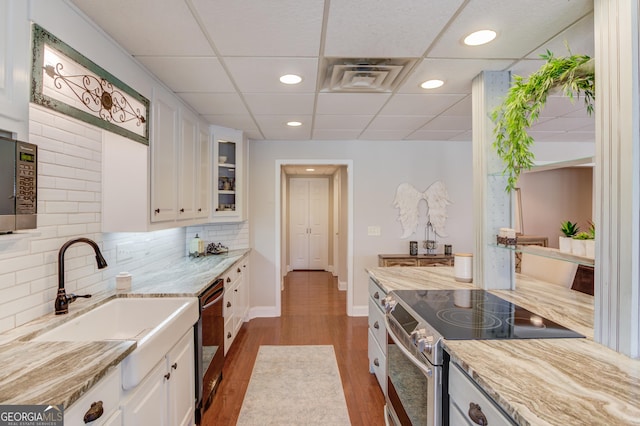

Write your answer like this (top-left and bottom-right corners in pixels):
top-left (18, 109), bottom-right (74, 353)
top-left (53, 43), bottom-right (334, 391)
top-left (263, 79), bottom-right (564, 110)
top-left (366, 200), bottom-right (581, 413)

top-left (0, 249), bottom-right (250, 409)
top-left (367, 266), bottom-right (640, 426)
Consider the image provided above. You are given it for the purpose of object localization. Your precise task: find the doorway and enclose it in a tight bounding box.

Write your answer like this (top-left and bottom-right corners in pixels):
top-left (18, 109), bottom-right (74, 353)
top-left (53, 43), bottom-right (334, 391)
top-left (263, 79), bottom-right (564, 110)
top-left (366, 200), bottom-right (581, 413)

top-left (289, 178), bottom-right (329, 270)
top-left (275, 160), bottom-right (354, 316)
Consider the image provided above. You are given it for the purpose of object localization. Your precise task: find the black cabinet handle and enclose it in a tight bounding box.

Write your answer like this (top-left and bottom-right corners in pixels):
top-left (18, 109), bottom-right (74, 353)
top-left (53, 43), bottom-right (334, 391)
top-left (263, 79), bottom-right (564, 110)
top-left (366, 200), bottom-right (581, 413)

top-left (373, 291), bottom-right (379, 299)
top-left (164, 372), bottom-right (171, 380)
top-left (171, 362), bottom-right (178, 370)
top-left (373, 358), bottom-right (379, 367)
top-left (83, 401), bottom-right (103, 423)
top-left (227, 332), bottom-right (232, 339)
top-left (179, 208), bottom-right (184, 213)
top-left (468, 402), bottom-right (488, 425)
top-left (373, 321), bottom-right (379, 329)
top-left (227, 301), bottom-right (232, 308)
top-left (154, 208), bottom-right (160, 214)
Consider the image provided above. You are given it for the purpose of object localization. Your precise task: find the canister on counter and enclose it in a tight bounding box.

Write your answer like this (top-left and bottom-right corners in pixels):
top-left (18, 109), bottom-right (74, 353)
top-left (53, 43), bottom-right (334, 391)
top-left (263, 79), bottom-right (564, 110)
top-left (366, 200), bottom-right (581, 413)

top-left (409, 241), bottom-right (418, 256)
top-left (444, 244), bottom-right (452, 256)
top-left (454, 253), bottom-right (473, 283)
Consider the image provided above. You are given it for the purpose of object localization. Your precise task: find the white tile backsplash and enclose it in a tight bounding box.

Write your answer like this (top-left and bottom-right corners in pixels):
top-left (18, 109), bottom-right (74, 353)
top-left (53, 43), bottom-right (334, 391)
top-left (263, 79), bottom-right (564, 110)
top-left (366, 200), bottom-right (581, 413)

top-left (0, 105), bottom-right (250, 334)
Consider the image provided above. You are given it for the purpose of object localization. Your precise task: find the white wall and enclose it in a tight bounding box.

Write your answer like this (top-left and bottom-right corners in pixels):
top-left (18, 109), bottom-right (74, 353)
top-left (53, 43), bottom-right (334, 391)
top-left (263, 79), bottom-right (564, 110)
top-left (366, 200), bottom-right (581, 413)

top-left (248, 139), bottom-right (475, 313)
top-left (0, 1), bottom-right (245, 334)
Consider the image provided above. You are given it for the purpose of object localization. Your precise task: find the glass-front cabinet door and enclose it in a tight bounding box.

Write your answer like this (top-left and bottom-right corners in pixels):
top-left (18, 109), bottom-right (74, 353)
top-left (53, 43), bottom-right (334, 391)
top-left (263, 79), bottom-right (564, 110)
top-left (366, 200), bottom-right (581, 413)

top-left (211, 125), bottom-right (244, 222)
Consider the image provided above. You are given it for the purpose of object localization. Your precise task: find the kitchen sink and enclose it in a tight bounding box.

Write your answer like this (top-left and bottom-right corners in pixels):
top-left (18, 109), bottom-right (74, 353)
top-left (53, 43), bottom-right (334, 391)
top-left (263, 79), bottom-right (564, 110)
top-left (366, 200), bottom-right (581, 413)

top-left (32, 297), bottom-right (199, 389)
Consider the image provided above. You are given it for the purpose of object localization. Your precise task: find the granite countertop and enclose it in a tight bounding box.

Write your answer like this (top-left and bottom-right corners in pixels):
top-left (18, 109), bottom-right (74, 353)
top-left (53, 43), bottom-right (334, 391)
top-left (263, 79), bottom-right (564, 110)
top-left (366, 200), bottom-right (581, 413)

top-left (367, 266), bottom-right (640, 426)
top-left (0, 249), bottom-right (250, 409)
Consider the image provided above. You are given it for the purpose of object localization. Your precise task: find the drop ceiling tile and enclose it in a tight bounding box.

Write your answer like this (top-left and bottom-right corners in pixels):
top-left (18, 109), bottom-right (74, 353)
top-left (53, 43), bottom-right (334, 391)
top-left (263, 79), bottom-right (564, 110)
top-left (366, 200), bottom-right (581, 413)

top-left (442, 96), bottom-right (472, 116)
top-left (380, 94), bottom-right (466, 116)
top-left (539, 96), bottom-right (592, 117)
top-left (367, 115), bottom-right (431, 131)
top-left (324, 0), bottom-right (465, 57)
top-left (203, 115), bottom-right (260, 136)
top-left (407, 130), bottom-right (468, 141)
top-left (262, 126), bottom-right (312, 140)
top-left (530, 131), bottom-right (595, 143)
top-left (314, 115), bottom-right (374, 130)
top-left (428, 0), bottom-right (593, 59)
top-left (449, 131), bottom-right (473, 141)
top-left (224, 57), bottom-right (319, 93)
top-left (420, 115), bottom-right (472, 132)
top-left (526, 13), bottom-right (594, 59)
top-left (191, 0), bottom-right (324, 56)
top-left (316, 93), bottom-right (391, 115)
top-left (136, 57), bottom-right (235, 92)
top-left (71, 0), bottom-right (213, 55)
top-left (178, 93), bottom-right (248, 115)
top-left (253, 115), bottom-right (313, 133)
top-left (359, 129), bottom-right (413, 140)
top-left (399, 58), bottom-right (514, 94)
top-left (312, 129), bottom-right (362, 140)
top-left (243, 93), bottom-right (315, 115)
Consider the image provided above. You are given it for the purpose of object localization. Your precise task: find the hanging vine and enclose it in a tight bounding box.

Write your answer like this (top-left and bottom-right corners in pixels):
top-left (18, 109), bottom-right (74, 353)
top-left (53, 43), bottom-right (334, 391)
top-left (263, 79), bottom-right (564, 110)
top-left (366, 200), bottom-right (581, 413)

top-left (491, 50), bottom-right (595, 192)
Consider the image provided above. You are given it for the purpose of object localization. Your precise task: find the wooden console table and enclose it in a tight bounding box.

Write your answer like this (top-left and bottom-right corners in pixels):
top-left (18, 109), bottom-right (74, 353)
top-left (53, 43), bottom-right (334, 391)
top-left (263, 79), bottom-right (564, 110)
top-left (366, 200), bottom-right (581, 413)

top-left (378, 254), bottom-right (454, 267)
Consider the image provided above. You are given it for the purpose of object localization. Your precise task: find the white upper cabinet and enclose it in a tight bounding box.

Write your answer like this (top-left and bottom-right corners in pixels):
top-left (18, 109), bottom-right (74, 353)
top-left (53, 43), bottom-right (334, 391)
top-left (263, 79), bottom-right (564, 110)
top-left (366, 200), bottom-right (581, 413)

top-left (211, 125), bottom-right (247, 223)
top-left (0, 0), bottom-right (29, 138)
top-left (103, 86), bottom-right (214, 232)
top-left (177, 108), bottom-right (198, 220)
top-left (151, 86), bottom-right (179, 223)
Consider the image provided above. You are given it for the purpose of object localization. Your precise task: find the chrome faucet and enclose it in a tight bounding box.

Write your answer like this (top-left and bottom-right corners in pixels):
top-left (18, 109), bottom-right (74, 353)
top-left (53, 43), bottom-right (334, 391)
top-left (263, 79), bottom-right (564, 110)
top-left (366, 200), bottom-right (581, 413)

top-left (55, 237), bottom-right (108, 314)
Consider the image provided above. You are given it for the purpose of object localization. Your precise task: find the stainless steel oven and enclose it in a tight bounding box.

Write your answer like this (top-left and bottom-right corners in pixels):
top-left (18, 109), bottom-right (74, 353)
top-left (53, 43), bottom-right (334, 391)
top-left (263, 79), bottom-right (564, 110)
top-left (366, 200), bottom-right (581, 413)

top-left (385, 300), bottom-right (443, 426)
top-left (383, 289), bottom-right (585, 426)
top-left (195, 278), bottom-right (225, 424)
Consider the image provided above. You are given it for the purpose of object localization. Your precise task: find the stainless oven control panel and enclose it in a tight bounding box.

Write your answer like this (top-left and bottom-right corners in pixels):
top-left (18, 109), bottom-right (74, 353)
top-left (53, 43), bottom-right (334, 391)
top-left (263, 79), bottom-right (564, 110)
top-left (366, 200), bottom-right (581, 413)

top-left (16, 142), bottom-right (37, 215)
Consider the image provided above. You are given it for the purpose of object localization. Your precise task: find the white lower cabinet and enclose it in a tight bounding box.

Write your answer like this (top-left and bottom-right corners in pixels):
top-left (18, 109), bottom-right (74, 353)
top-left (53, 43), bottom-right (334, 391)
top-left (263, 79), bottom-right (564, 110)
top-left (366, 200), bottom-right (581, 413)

top-left (448, 362), bottom-right (515, 426)
top-left (367, 278), bottom-right (387, 394)
top-left (122, 329), bottom-right (195, 426)
top-left (64, 365), bottom-right (122, 426)
top-left (223, 258), bottom-right (249, 354)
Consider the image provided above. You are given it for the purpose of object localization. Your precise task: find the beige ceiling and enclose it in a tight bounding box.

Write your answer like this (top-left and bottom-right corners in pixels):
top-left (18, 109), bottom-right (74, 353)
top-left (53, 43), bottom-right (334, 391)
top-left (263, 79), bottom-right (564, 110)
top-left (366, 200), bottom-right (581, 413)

top-left (69, 0), bottom-right (595, 143)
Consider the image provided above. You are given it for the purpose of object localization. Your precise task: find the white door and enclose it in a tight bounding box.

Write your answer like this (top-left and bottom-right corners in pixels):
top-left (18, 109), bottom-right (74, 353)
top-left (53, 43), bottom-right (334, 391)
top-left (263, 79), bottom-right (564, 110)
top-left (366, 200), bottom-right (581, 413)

top-left (290, 178), bottom-right (328, 270)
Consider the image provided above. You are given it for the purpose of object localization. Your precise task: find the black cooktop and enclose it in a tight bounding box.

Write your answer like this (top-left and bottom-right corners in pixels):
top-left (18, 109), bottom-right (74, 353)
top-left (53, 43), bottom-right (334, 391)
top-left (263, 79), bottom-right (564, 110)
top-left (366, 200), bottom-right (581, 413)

top-left (391, 289), bottom-right (584, 340)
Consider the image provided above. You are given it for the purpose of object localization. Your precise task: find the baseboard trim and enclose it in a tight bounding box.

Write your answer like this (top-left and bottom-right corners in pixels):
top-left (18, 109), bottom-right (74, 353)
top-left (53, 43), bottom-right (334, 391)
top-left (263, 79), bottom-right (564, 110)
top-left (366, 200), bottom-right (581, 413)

top-left (247, 306), bottom-right (279, 320)
top-left (337, 279), bottom-right (347, 291)
top-left (350, 304), bottom-right (368, 317)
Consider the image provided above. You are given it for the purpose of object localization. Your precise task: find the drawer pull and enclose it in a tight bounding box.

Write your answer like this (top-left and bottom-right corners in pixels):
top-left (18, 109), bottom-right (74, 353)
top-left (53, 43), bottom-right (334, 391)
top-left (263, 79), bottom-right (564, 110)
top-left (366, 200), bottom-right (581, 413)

top-left (83, 401), bottom-right (103, 423)
top-left (227, 301), bottom-right (232, 308)
top-left (171, 362), bottom-right (178, 370)
top-left (373, 358), bottom-right (380, 367)
top-left (164, 372), bottom-right (171, 380)
top-left (373, 321), bottom-right (379, 329)
top-left (373, 291), bottom-right (380, 299)
top-left (227, 332), bottom-right (232, 339)
top-left (468, 402), bottom-right (488, 425)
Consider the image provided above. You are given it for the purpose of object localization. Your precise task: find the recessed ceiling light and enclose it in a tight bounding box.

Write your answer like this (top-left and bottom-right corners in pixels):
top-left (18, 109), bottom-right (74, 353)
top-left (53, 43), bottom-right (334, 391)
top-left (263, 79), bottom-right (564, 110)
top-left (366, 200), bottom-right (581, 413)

top-left (306, 168), bottom-right (315, 172)
top-left (287, 121), bottom-right (302, 127)
top-left (279, 74), bottom-right (302, 84)
top-left (420, 79), bottom-right (444, 89)
top-left (463, 29), bottom-right (497, 46)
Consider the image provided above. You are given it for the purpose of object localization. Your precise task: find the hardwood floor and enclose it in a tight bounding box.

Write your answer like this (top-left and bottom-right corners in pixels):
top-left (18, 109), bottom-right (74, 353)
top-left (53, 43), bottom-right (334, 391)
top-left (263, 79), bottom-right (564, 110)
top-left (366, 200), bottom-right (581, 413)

top-left (203, 270), bottom-right (386, 425)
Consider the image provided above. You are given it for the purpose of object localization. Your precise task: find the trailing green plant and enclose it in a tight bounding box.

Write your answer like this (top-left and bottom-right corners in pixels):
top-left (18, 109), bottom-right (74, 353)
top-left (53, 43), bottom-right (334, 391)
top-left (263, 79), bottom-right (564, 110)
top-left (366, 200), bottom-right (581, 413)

top-left (560, 220), bottom-right (579, 237)
top-left (491, 50), bottom-right (595, 192)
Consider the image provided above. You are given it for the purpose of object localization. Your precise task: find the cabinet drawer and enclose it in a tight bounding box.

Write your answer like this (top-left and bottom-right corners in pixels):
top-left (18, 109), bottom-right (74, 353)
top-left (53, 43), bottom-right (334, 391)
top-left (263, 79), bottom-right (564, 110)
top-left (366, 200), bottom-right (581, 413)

top-left (368, 329), bottom-right (386, 394)
top-left (368, 279), bottom-right (387, 307)
top-left (449, 363), bottom-right (515, 426)
top-left (383, 259), bottom-right (417, 267)
top-left (368, 297), bottom-right (387, 353)
top-left (65, 365), bottom-right (121, 426)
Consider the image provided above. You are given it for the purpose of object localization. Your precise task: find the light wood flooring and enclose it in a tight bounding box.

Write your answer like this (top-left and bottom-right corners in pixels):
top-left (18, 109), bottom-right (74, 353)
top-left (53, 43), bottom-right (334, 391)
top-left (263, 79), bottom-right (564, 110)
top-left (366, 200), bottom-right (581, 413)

top-left (203, 270), bottom-right (385, 425)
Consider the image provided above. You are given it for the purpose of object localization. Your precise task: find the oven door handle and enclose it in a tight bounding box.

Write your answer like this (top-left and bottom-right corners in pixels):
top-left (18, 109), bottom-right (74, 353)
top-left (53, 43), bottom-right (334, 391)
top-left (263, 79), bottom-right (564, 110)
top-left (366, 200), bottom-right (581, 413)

top-left (202, 287), bottom-right (225, 309)
top-left (385, 315), bottom-right (433, 378)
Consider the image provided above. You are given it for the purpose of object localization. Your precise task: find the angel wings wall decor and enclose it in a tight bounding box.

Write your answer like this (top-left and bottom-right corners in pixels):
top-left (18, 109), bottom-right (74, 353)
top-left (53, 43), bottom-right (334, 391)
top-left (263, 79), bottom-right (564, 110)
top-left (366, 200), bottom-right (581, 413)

top-left (393, 180), bottom-right (452, 239)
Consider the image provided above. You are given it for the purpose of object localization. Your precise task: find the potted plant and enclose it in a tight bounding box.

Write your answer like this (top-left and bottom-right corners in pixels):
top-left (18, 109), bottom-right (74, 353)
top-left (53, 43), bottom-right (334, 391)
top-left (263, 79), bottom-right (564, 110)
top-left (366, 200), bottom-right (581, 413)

top-left (492, 50), bottom-right (595, 192)
top-left (559, 220), bottom-right (579, 253)
top-left (572, 231), bottom-right (591, 257)
top-left (585, 221), bottom-right (595, 258)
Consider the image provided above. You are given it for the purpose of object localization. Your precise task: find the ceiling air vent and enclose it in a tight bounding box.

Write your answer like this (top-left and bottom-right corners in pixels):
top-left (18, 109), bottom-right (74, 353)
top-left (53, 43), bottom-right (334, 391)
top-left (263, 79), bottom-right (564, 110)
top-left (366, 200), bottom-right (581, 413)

top-left (321, 58), bottom-right (417, 93)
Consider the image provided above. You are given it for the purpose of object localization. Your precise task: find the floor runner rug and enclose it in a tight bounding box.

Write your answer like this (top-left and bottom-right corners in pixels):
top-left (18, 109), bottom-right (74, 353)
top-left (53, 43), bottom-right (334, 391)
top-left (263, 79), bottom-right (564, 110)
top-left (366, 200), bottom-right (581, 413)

top-left (237, 345), bottom-right (351, 425)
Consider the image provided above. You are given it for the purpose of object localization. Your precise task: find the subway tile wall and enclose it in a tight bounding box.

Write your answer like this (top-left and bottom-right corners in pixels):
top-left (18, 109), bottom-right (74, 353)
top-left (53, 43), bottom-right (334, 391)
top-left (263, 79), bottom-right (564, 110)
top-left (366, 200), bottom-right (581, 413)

top-left (185, 222), bottom-right (249, 255)
top-left (0, 105), bottom-right (247, 335)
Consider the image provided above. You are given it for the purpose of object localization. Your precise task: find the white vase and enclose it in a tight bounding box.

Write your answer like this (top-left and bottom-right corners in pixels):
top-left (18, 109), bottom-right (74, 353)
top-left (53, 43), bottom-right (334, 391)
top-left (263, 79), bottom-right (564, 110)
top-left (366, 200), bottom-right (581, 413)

top-left (572, 239), bottom-right (586, 256)
top-left (585, 240), bottom-right (595, 258)
top-left (559, 236), bottom-right (573, 253)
